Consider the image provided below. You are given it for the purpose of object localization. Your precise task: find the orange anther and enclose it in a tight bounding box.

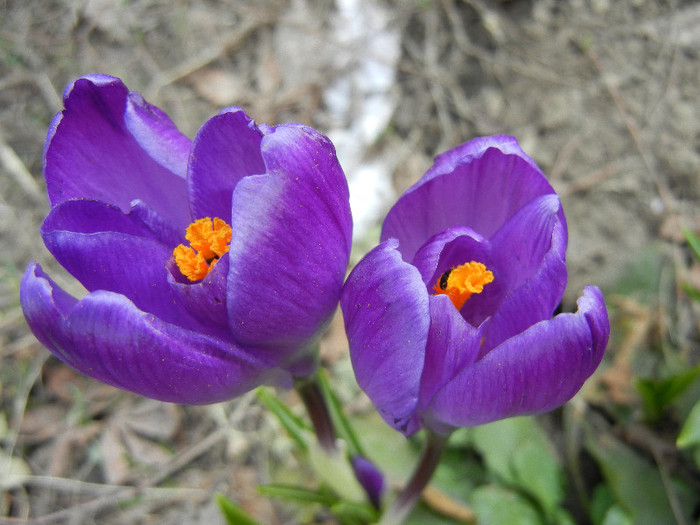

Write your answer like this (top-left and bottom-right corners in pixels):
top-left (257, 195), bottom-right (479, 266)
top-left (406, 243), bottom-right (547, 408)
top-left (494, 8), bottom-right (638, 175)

top-left (432, 261), bottom-right (494, 310)
top-left (174, 217), bottom-right (232, 281)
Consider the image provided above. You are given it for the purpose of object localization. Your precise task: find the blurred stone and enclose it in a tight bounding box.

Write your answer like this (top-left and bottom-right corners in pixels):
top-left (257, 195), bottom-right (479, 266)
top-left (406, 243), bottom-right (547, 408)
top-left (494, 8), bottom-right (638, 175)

top-left (190, 69), bottom-right (245, 106)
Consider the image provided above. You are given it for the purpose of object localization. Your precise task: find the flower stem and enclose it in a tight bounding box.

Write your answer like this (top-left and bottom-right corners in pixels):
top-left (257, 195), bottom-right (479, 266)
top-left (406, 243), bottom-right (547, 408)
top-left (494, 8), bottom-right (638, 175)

top-left (295, 375), bottom-right (338, 455)
top-left (379, 431), bottom-right (449, 525)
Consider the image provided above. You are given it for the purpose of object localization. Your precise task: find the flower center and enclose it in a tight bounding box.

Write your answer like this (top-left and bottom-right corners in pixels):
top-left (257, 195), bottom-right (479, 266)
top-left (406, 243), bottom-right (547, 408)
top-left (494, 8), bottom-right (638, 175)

top-left (432, 261), bottom-right (494, 310)
top-left (173, 217), bottom-right (232, 281)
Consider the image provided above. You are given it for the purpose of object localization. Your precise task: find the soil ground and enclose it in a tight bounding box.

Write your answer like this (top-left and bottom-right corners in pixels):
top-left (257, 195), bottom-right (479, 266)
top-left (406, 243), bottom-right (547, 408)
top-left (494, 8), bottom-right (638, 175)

top-left (1, 0), bottom-right (699, 523)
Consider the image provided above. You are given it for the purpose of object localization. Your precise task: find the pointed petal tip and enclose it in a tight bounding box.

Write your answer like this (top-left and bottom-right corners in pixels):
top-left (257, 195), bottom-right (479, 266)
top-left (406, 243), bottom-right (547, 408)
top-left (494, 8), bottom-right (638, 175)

top-left (429, 134), bottom-right (544, 178)
top-left (578, 285), bottom-right (610, 365)
top-left (62, 74), bottom-right (123, 100)
top-left (20, 261), bottom-right (74, 318)
top-left (124, 92), bottom-right (191, 179)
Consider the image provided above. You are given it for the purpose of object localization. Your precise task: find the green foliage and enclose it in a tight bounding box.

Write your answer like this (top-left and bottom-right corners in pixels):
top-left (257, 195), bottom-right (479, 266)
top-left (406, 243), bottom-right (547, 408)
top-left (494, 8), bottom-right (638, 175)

top-left (317, 369), bottom-right (366, 457)
top-left (431, 445), bottom-right (483, 499)
top-left (258, 483), bottom-right (338, 505)
top-left (258, 484), bottom-right (377, 525)
top-left (470, 485), bottom-right (543, 525)
top-left (635, 365), bottom-right (700, 423)
top-left (257, 387), bottom-right (310, 452)
top-left (599, 506), bottom-right (633, 525)
top-left (329, 500), bottom-right (379, 525)
top-left (681, 281), bottom-right (700, 302)
top-left (469, 417), bottom-right (565, 517)
top-left (215, 493), bottom-right (262, 525)
top-left (346, 413), bottom-right (588, 524)
top-left (682, 228), bottom-right (700, 302)
top-left (678, 398), bottom-right (700, 455)
top-left (350, 411), bottom-right (419, 482)
top-left (586, 428), bottom-right (697, 525)
top-left (247, 336), bottom-right (700, 525)
top-left (590, 484), bottom-right (617, 525)
top-left (255, 386), bottom-right (374, 523)
top-left (682, 228), bottom-right (700, 261)
top-left (307, 436), bottom-right (367, 504)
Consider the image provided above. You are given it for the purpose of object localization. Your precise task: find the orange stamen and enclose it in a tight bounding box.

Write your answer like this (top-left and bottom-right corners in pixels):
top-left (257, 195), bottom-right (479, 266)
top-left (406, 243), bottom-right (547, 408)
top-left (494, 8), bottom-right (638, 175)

top-left (174, 217), bottom-right (232, 281)
top-left (432, 261), bottom-right (494, 310)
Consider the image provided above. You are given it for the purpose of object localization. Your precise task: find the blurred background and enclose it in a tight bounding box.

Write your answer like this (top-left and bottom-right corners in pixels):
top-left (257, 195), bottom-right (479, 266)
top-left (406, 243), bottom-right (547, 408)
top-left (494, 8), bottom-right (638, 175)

top-left (1, 0), bottom-right (699, 523)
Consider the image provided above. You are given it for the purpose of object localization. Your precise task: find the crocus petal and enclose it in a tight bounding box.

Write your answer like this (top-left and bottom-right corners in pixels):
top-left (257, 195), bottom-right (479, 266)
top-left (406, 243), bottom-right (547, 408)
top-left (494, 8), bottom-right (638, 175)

top-left (341, 239), bottom-right (429, 435)
top-left (417, 295), bottom-right (483, 433)
top-left (44, 75), bottom-right (191, 231)
top-left (411, 226), bottom-right (489, 286)
top-left (41, 199), bottom-right (192, 329)
top-left (20, 263), bottom-right (286, 404)
top-left (488, 194), bottom-right (566, 292)
top-left (128, 199), bottom-right (184, 248)
top-left (187, 108), bottom-right (266, 220)
top-left (382, 139), bottom-right (561, 262)
top-left (167, 254), bottom-right (231, 338)
top-left (227, 124), bottom-right (352, 359)
top-left (480, 196), bottom-right (568, 352)
top-left (421, 135), bottom-right (543, 184)
top-left (427, 286), bottom-right (609, 428)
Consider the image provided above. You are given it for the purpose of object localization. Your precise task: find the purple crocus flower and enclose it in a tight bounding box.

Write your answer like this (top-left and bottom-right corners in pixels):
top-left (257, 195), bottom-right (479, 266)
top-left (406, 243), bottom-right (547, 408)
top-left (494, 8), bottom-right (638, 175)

top-left (341, 136), bottom-right (609, 436)
top-left (21, 74), bottom-right (352, 404)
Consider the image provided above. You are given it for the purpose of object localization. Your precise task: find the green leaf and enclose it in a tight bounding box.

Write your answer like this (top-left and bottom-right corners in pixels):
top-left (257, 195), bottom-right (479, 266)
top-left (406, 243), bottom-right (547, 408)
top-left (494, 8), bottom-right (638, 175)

top-left (510, 439), bottom-right (564, 513)
top-left (470, 417), bottom-right (564, 513)
top-left (471, 485), bottom-right (544, 525)
top-left (677, 398), bottom-right (700, 448)
top-left (682, 227), bottom-right (700, 261)
top-left (586, 430), bottom-right (687, 525)
top-left (330, 500), bottom-right (379, 525)
top-left (317, 369), bottom-right (365, 457)
top-left (431, 445), bottom-right (483, 499)
top-left (215, 493), bottom-right (262, 525)
top-left (307, 438), bottom-right (367, 504)
top-left (600, 505), bottom-right (633, 525)
top-left (258, 483), bottom-right (338, 506)
top-left (681, 282), bottom-right (700, 303)
top-left (590, 484), bottom-right (616, 525)
top-left (350, 411), bottom-right (419, 482)
top-left (636, 365), bottom-right (700, 422)
top-left (257, 387), bottom-right (309, 452)
top-left (552, 508), bottom-right (577, 525)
